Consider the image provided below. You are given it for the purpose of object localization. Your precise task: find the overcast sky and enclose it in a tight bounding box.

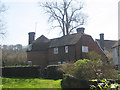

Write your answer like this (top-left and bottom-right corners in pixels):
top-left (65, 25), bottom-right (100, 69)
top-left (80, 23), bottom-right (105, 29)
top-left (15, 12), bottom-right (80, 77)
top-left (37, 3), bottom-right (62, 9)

top-left (1, 0), bottom-right (119, 46)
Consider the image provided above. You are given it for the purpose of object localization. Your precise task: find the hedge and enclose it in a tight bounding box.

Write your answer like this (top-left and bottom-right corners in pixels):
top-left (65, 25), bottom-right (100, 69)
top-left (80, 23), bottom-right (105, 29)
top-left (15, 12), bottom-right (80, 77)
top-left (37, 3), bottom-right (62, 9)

top-left (2, 65), bottom-right (41, 78)
top-left (43, 65), bottom-right (63, 80)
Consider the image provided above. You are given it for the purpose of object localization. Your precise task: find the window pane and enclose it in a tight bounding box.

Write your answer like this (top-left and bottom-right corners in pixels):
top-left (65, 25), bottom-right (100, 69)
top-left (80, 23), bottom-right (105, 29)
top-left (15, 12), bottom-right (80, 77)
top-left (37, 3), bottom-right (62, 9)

top-left (54, 48), bottom-right (58, 54)
top-left (65, 46), bottom-right (68, 53)
top-left (82, 46), bottom-right (88, 53)
top-left (28, 61), bottom-right (32, 65)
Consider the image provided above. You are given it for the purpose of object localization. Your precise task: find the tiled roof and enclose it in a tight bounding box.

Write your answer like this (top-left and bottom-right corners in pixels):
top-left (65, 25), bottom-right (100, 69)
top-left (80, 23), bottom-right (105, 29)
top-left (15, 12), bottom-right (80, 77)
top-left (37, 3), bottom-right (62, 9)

top-left (49, 32), bottom-right (84, 48)
top-left (112, 39), bottom-right (120, 48)
top-left (31, 32), bottom-right (87, 51)
top-left (32, 35), bottom-right (50, 51)
top-left (96, 39), bottom-right (117, 51)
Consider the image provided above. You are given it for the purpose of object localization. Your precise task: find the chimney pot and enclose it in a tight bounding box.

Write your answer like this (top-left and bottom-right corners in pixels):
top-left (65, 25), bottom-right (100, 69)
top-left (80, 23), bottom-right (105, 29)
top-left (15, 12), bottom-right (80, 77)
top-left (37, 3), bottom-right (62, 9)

top-left (76, 27), bottom-right (85, 33)
top-left (100, 33), bottom-right (104, 51)
top-left (28, 32), bottom-right (35, 44)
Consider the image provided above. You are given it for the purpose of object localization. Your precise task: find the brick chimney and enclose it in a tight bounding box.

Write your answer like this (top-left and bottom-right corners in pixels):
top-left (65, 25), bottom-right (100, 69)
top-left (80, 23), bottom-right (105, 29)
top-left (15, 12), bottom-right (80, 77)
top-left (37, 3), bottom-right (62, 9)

top-left (100, 33), bottom-right (104, 51)
top-left (76, 27), bottom-right (85, 34)
top-left (28, 32), bottom-right (35, 44)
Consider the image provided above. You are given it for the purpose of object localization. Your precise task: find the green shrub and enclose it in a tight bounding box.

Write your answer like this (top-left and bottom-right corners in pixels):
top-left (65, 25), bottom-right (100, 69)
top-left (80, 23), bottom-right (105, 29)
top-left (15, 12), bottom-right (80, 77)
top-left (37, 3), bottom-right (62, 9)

top-left (2, 65), bottom-right (41, 78)
top-left (73, 59), bottom-right (97, 80)
top-left (60, 59), bottom-right (118, 80)
top-left (87, 51), bottom-right (102, 61)
top-left (118, 75), bottom-right (120, 80)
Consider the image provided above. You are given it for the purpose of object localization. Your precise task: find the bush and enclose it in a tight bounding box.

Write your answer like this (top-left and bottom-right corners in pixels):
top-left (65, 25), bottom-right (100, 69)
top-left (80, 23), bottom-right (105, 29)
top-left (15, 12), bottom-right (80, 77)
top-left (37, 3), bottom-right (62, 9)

top-left (44, 65), bottom-right (63, 80)
top-left (60, 59), bottom-right (118, 80)
top-left (2, 65), bottom-right (41, 78)
top-left (73, 59), bottom-right (97, 80)
top-left (87, 51), bottom-right (102, 61)
top-left (58, 62), bottom-right (74, 75)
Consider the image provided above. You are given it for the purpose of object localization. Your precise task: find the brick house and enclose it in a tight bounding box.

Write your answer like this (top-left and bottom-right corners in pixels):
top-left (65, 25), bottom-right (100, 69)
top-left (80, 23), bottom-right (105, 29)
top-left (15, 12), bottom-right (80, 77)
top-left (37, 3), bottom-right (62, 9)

top-left (27, 28), bottom-right (106, 68)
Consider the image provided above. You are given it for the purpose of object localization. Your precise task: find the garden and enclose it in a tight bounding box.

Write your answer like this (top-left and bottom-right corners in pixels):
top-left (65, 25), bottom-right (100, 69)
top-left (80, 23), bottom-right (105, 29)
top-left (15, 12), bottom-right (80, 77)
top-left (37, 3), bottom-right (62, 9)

top-left (2, 52), bottom-right (120, 89)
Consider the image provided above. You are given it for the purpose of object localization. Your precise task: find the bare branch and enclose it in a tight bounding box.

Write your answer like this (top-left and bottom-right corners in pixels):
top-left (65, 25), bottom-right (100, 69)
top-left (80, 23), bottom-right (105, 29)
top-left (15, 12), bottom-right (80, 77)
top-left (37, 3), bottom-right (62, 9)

top-left (38, 0), bottom-right (87, 36)
top-left (69, 22), bottom-right (83, 34)
top-left (68, 6), bottom-right (83, 24)
top-left (65, 0), bottom-right (73, 9)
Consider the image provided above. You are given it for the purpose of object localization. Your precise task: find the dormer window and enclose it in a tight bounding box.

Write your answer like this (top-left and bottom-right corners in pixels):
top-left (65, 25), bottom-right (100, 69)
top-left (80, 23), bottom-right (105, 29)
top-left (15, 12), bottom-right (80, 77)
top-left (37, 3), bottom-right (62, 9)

top-left (54, 48), bottom-right (58, 54)
top-left (65, 46), bottom-right (68, 53)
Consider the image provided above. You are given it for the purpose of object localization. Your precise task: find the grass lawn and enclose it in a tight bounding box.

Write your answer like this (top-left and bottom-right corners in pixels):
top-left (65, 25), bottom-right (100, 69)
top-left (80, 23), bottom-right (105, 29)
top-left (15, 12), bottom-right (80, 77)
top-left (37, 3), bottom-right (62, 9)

top-left (2, 77), bottom-right (62, 88)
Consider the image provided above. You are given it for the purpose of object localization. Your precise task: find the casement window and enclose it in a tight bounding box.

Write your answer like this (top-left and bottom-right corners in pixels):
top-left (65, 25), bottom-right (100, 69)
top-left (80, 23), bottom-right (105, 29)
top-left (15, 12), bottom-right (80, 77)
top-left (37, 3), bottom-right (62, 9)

top-left (58, 62), bottom-right (61, 65)
top-left (54, 48), bottom-right (58, 54)
top-left (58, 61), bottom-right (66, 64)
top-left (82, 46), bottom-right (88, 53)
top-left (65, 46), bottom-right (68, 53)
top-left (28, 61), bottom-right (32, 65)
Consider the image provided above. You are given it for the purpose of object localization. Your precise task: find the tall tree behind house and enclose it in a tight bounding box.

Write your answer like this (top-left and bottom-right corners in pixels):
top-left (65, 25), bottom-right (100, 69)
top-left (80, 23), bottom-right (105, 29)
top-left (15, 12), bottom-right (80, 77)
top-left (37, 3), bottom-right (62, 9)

top-left (39, 0), bottom-right (87, 36)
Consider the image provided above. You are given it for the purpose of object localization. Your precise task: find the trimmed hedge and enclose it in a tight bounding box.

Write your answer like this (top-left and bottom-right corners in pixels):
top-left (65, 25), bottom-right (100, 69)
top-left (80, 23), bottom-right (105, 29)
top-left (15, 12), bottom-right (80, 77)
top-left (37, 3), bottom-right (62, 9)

top-left (2, 65), bottom-right (41, 78)
top-left (44, 65), bottom-right (63, 80)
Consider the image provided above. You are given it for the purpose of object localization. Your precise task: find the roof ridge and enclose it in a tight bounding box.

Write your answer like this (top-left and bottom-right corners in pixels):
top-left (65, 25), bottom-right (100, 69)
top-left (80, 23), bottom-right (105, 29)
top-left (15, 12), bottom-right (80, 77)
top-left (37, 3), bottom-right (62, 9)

top-left (96, 39), bottom-right (117, 41)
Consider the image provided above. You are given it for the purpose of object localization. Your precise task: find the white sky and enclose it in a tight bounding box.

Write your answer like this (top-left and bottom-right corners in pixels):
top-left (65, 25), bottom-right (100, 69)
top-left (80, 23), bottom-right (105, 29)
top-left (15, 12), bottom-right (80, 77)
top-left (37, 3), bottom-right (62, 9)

top-left (1, 0), bottom-right (119, 46)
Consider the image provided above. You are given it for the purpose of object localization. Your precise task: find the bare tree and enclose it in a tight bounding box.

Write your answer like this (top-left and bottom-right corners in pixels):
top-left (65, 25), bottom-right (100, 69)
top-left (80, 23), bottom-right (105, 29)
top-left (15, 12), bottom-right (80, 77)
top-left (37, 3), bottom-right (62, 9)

top-left (39, 0), bottom-right (87, 36)
top-left (2, 45), bottom-right (27, 66)
top-left (0, 1), bottom-right (6, 36)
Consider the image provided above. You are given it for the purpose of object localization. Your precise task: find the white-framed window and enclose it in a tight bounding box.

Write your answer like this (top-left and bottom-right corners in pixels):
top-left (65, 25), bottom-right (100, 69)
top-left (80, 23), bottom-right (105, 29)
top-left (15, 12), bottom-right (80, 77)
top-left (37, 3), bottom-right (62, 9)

top-left (58, 61), bottom-right (66, 65)
top-left (82, 46), bottom-right (88, 53)
top-left (54, 48), bottom-right (58, 54)
top-left (28, 61), bottom-right (32, 65)
top-left (58, 62), bottom-right (61, 65)
top-left (63, 61), bottom-right (66, 64)
top-left (65, 46), bottom-right (68, 53)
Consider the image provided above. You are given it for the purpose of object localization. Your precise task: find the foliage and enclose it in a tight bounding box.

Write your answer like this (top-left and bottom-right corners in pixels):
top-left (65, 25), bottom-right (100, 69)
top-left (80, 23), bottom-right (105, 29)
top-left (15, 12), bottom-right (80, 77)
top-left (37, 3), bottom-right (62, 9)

top-left (73, 59), bottom-right (97, 80)
top-left (101, 63), bottom-right (118, 79)
top-left (87, 51), bottom-right (102, 61)
top-left (60, 59), bottom-right (99, 80)
top-left (2, 45), bottom-right (27, 66)
top-left (90, 79), bottom-right (120, 89)
top-left (118, 74), bottom-right (120, 80)
top-left (60, 58), bottom-right (118, 81)
top-left (2, 77), bottom-right (62, 88)
top-left (104, 49), bottom-right (113, 60)
top-left (0, 1), bottom-right (6, 36)
top-left (59, 62), bottom-right (74, 75)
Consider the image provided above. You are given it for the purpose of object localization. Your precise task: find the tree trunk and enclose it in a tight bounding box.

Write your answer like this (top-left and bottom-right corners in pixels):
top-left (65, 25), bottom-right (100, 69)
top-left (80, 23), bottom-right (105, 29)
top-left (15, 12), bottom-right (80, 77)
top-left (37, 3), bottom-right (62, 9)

top-left (62, 15), bottom-right (65, 36)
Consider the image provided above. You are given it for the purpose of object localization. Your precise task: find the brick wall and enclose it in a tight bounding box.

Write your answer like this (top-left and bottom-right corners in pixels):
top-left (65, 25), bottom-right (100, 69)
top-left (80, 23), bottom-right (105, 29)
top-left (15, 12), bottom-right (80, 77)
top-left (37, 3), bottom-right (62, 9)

top-left (48, 45), bottom-right (76, 64)
top-left (27, 51), bottom-right (48, 68)
top-left (77, 35), bottom-right (107, 60)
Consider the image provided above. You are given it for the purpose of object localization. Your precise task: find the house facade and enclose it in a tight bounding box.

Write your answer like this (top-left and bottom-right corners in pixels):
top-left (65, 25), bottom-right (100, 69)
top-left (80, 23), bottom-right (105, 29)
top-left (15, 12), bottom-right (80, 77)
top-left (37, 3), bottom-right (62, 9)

top-left (27, 28), bottom-right (107, 68)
